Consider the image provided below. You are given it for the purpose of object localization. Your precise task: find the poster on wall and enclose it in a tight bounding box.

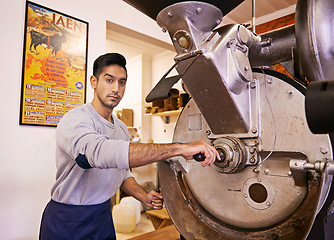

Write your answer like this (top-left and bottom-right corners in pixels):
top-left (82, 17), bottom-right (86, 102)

top-left (20, 1), bottom-right (88, 126)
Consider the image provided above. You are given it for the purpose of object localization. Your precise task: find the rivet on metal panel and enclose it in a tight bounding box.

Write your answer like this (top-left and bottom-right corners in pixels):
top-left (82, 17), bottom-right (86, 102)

top-left (249, 148), bottom-right (256, 154)
top-left (321, 146), bottom-right (328, 154)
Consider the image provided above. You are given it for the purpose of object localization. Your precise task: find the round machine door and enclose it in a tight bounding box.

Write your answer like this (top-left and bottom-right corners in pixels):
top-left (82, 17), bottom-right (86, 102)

top-left (159, 70), bottom-right (333, 240)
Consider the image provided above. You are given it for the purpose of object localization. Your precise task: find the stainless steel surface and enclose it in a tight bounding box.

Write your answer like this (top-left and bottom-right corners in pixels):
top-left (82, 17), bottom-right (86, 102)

top-left (170, 72), bottom-right (332, 233)
top-left (157, 2), bottom-right (223, 55)
top-left (295, 0), bottom-right (334, 82)
top-left (157, 2), bottom-right (259, 135)
top-left (249, 25), bottom-right (296, 68)
top-left (155, 1), bottom-right (333, 238)
top-left (126, 0), bottom-right (334, 239)
top-left (290, 159), bottom-right (334, 176)
top-left (212, 137), bottom-right (248, 173)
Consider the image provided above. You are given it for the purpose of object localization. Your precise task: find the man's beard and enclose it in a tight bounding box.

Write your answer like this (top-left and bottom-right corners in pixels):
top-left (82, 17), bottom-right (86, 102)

top-left (97, 94), bottom-right (120, 109)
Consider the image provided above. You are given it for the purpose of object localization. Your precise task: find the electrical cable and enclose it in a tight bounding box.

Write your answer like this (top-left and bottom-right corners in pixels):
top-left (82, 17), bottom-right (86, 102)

top-left (253, 68), bottom-right (277, 171)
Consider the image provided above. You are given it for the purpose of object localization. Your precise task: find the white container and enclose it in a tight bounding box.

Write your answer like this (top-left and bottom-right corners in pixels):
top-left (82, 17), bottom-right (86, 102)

top-left (112, 204), bottom-right (136, 233)
top-left (120, 196), bottom-right (142, 225)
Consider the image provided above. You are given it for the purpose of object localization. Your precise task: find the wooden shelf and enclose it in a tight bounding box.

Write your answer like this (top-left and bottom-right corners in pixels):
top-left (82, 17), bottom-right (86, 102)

top-left (145, 108), bottom-right (182, 117)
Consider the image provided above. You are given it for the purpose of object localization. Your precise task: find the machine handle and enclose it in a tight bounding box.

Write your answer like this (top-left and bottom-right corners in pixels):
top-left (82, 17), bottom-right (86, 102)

top-left (193, 150), bottom-right (225, 162)
top-left (193, 153), bottom-right (206, 161)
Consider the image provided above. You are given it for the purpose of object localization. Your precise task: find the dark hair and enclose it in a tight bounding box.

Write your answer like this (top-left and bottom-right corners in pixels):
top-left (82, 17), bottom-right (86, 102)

top-left (93, 53), bottom-right (127, 79)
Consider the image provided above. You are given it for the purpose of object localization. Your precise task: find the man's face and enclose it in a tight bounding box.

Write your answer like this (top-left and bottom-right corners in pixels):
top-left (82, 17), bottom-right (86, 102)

top-left (91, 64), bottom-right (127, 109)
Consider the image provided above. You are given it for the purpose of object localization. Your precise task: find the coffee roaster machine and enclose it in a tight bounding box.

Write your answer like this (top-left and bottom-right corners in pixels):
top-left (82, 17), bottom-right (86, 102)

top-left (124, 0), bottom-right (334, 239)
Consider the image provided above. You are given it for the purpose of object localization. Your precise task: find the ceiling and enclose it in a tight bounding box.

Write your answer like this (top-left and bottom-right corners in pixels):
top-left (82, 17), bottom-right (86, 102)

top-left (106, 21), bottom-right (175, 60)
top-left (222, 0), bottom-right (297, 25)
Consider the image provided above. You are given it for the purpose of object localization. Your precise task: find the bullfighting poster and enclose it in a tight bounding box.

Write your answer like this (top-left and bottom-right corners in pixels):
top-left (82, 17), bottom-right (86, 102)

top-left (20, 1), bottom-right (88, 126)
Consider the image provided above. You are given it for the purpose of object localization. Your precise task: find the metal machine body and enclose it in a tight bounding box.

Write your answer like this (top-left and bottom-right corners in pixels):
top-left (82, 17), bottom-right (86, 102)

top-left (166, 70), bottom-right (332, 239)
top-left (123, 0), bottom-right (334, 239)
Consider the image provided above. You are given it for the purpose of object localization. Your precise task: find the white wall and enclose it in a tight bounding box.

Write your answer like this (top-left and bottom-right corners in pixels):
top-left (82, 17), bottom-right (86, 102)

top-left (115, 54), bottom-right (153, 143)
top-left (0, 0), bottom-right (170, 239)
top-left (151, 51), bottom-right (182, 143)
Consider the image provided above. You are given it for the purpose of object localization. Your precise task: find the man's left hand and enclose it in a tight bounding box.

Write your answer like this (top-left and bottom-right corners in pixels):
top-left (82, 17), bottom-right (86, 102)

top-left (144, 190), bottom-right (163, 209)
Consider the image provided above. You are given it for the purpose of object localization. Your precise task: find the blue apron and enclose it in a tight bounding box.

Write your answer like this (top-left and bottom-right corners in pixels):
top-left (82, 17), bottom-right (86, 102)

top-left (39, 199), bottom-right (116, 240)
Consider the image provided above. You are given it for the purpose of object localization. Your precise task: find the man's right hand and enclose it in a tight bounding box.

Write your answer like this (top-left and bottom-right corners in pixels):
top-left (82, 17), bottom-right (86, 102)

top-left (180, 140), bottom-right (220, 167)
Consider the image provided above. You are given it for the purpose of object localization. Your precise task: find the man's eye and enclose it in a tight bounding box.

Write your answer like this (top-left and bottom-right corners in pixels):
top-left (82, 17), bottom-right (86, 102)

top-left (107, 79), bottom-right (113, 82)
top-left (120, 81), bottom-right (126, 85)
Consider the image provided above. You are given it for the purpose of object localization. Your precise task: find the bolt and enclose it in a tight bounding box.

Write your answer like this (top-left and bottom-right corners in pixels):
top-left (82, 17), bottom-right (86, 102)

top-left (249, 148), bottom-right (256, 154)
top-left (264, 169), bottom-right (270, 175)
top-left (167, 12), bottom-right (173, 18)
top-left (162, 29), bottom-right (167, 33)
top-left (245, 66), bottom-right (249, 71)
top-left (257, 178), bottom-right (261, 182)
top-left (253, 168), bottom-right (260, 173)
top-left (244, 194), bottom-right (248, 198)
top-left (321, 146), bottom-right (328, 154)
top-left (287, 170), bottom-right (292, 176)
top-left (252, 128), bottom-right (257, 134)
top-left (250, 82), bottom-right (256, 89)
top-left (266, 202), bottom-right (271, 206)
top-left (216, 19), bottom-right (221, 25)
top-left (249, 157), bottom-right (256, 164)
top-left (287, 90), bottom-right (293, 94)
top-left (206, 130), bottom-right (211, 135)
top-left (196, 8), bottom-right (202, 14)
top-left (267, 78), bottom-right (273, 84)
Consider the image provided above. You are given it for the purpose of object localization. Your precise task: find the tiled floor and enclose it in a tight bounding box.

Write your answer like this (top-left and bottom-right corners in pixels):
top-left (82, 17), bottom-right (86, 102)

top-left (116, 212), bottom-right (155, 240)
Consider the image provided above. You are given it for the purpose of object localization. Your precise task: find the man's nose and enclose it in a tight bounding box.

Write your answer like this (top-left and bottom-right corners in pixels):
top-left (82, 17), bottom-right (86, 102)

top-left (111, 82), bottom-right (119, 93)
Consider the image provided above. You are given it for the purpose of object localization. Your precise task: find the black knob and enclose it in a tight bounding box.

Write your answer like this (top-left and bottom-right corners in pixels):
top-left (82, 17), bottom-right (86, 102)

top-left (193, 149), bottom-right (225, 163)
top-left (193, 153), bottom-right (206, 161)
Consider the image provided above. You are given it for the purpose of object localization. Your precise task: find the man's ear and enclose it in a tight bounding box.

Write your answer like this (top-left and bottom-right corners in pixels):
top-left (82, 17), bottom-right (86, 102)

top-left (90, 75), bottom-right (97, 89)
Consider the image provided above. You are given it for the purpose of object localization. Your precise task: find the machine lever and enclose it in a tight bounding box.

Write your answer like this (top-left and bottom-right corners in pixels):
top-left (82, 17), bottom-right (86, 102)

top-left (193, 150), bottom-right (225, 162)
top-left (193, 153), bottom-right (206, 161)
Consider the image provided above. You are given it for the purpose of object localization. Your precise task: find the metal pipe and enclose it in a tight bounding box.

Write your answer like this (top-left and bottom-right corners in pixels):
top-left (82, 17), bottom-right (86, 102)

top-left (252, 0), bottom-right (255, 33)
top-left (248, 25), bottom-right (296, 67)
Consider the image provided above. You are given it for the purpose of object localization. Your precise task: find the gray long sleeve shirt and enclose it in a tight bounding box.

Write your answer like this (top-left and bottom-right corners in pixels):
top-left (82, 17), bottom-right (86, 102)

top-left (51, 103), bottom-right (133, 205)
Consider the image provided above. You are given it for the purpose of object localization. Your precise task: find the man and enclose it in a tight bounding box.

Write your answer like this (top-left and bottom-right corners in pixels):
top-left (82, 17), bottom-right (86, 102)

top-left (39, 53), bottom-right (219, 240)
